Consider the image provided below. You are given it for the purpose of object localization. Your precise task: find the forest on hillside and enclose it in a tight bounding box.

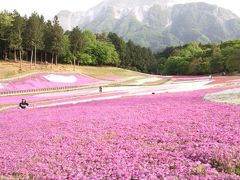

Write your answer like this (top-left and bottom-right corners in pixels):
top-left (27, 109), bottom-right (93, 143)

top-left (0, 10), bottom-right (240, 75)
top-left (157, 41), bottom-right (240, 75)
top-left (0, 10), bottom-right (156, 73)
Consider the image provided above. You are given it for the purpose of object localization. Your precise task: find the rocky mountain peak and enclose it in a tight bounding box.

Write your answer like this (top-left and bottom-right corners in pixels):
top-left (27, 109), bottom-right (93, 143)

top-left (99, 0), bottom-right (174, 8)
top-left (57, 1), bottom-right (240, 51)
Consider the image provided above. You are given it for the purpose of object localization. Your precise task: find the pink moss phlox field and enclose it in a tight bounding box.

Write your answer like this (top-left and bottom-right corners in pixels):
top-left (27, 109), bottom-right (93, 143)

top-left (173, 76), bottom-right (208, 81)
top-left (0, 91), bottom-right (126, 105)
top-left (0, 89), bottom-right (240, 179)
top-left (207, 76), bottom-right (240, 85)
top-left (0, 73), bottom-right (103, 92)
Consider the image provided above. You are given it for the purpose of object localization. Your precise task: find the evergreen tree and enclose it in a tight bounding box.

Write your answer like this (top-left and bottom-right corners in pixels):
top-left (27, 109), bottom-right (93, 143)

top-left (62, 34), bottom-right (73, 64)
top-left (9, 10), bottom-right (25, 66)
top-left (43, 20), bottom-right (54, 63)
top-left (209, 45), bottom-right (224, 74)
top-left (226, 49), bottom-right (240, 73)
top-left (52, 16), bottom-right (64, 65)
top-left (25, 12), bottom-right (44, 67)
top-left (0, 11), bottom-right (13, 60)
top-left (108, 32), bottom-right (126, 65)
top-left (69, 27), bottom-right (85, 69)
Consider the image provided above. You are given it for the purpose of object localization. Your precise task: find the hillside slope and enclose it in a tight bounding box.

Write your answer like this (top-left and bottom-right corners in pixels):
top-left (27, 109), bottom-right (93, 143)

top-left (0, 61), bottom-right (146, 80)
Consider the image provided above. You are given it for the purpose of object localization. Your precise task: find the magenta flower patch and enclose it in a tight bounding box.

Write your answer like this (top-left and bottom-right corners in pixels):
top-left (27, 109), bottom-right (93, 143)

top-left (0, 73), bottom-right (104, 92)
top-left (0, 89), bottom-right (239, 178)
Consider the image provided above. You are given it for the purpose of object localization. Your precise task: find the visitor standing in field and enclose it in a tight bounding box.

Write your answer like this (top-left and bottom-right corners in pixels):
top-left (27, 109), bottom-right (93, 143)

top-left (19, 99), bottom-right (29, 109)
top-left (99, 86), bottom-right (103, 93)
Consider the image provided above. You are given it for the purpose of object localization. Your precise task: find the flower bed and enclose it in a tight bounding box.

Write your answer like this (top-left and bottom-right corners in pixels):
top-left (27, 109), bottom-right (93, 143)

top-left (205, 87), bottom-right (240, 105)
top-left (0, 73), bottom-right (104, 92)
top-left (173, 76), bottom-right (208, 81)
top-left (0, 90), bottom-right (127, 106)
top-left (207, 76), bottom-right (240, 85)
top-left (0, 88), bottom-right (239, 178)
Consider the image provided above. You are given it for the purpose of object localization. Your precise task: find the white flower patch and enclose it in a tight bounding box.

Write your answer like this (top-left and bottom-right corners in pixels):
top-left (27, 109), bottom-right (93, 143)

top-left (44, 74), bottom-right (77, 83)
top-left (0, 83), bottom-right (6, 89)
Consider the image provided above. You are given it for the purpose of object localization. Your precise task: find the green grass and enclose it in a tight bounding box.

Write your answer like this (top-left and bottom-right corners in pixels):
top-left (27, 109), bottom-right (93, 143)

top-left (76, 66), bottom-right (145, 79)
top-left (0, 60), bottom-right (146, 80)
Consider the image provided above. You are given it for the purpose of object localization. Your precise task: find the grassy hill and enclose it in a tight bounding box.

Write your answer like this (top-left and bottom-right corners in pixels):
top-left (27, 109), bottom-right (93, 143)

top-left (0, 60), bottom-right (146, 80)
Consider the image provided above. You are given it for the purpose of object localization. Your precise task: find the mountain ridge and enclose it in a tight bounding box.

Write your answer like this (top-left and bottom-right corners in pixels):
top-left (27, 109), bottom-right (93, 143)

top-left (57, 1), bottom-right (240, 51)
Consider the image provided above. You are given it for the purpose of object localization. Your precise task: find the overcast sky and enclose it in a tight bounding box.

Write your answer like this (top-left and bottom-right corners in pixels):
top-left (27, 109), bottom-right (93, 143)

top-left (0, 0), bottom-right (239, 20)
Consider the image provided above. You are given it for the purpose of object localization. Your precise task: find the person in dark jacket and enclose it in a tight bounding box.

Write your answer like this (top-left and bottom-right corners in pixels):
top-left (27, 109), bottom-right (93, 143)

top-left (99, 86), bottom-right (103, 93)
top-left (19, 99), bottom-right (29, 109)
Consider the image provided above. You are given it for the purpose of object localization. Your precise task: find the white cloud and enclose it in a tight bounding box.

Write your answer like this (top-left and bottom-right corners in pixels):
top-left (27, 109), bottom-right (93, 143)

top-left (0, 0), bottom-right (102, 19)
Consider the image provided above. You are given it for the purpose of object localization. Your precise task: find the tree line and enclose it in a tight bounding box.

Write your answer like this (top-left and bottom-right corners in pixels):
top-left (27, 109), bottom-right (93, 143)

top-left (0, 10), bottom-right (157, 73)
top-left (1, 10), bottom-right (240, 75)
top-left (155, 40), bottom-right (240, 75)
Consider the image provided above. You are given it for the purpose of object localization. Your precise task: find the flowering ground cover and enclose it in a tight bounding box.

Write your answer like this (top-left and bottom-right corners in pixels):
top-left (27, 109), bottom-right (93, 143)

top-left (172, 76), bottom-right (209, 81)
top-left (33, 92), bottom-right (127, 108)
top-left (0, 73), bottom-right (104, 92)
top-left (0, 87), bottom-right (100, 105)
top-left (0, 91), bottom-right (126, 106)
top-left (205, 88), bottom-right (240, 105)
top-left (0, 88), bottom-right (239, 179)
top-left (0, 78), bottom-right (211, 108)
top-left (207, 76), bottom-right (240, 85)
top-left (173, 75), bottom-right (207, 79)
top-left (0, 83), bottom-right (6, 89)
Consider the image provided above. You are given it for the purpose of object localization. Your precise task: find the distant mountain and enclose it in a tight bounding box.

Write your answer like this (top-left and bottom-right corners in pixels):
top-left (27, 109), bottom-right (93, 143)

top-left (57, 0), bottom-right (240, 51)
top-left (170, 3), bottom-right (240, 43)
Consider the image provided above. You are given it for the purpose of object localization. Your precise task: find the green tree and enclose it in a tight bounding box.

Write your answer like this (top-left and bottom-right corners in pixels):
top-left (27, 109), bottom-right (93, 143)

top-left (43, 20), bottom-right (54, 63)
top-left (125, 40), bottom-right (135, 68)
top-left (108, 32), bottom-right (126, 65)
top-left (164, 57), bottom-right (190, 75)
top-left (0, 11), bottom-right (13, 60)
top-left (69, 27), bottom-right (85, 69)
top-left (62, 34), bottom-right (74, 64)
top-left (25, 12), bottom-right (44, 67)
top-left (172, 42), bottom-right (202, 58)
top-left (69, 27), bottom-right (85, 54)
top-left (209, 45), bottom-right (224, 74)
top-left (77, 52), bottom-right (94, 65)
top-left (85, 41), bottom-right (120, 66)
top-left (226, 49), bottom-right (240, 73)
top-left (82, 30), bottom-right (97, 47)
top-left (52, 16), bottom-right (64, 65)
top-left (9, 10), bottom-right (25, 66)
top-left (189, 57), bottom-right (210, 75)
